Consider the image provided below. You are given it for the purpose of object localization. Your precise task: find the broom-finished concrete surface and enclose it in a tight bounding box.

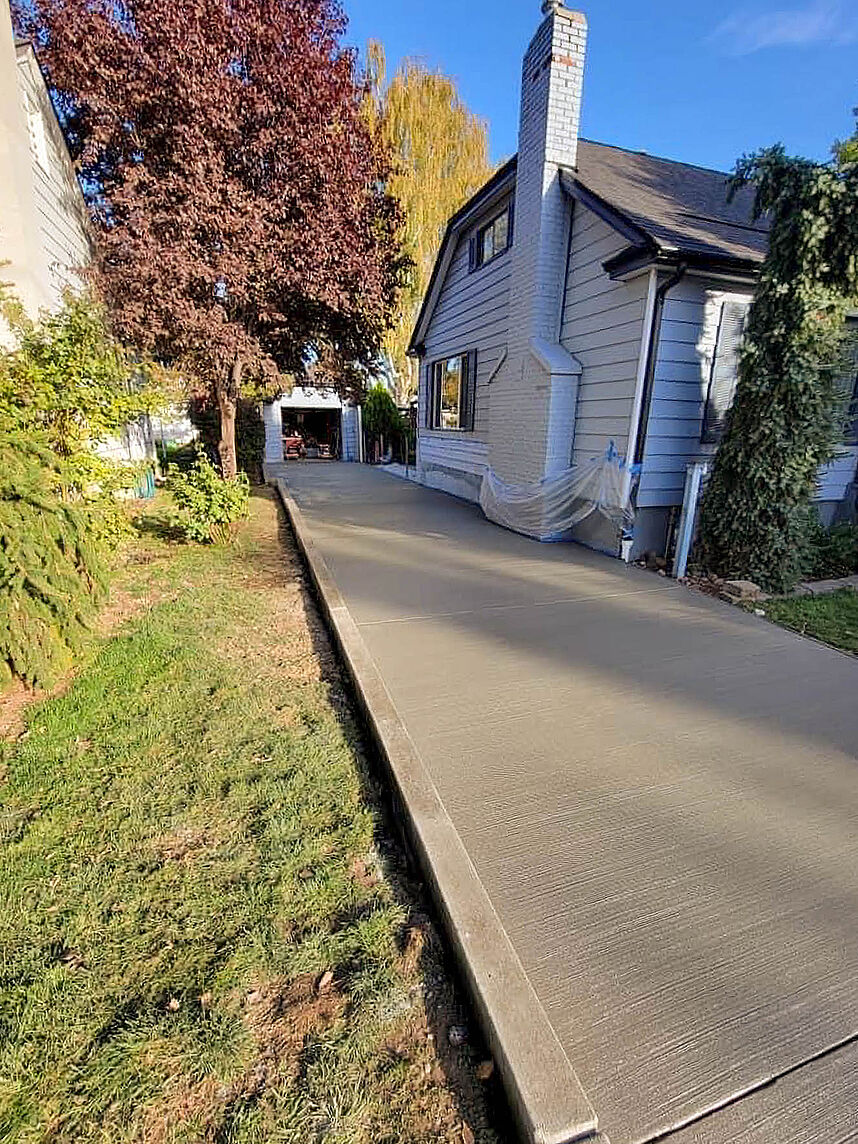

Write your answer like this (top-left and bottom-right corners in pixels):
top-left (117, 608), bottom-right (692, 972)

top-left (273, 461), bottom-right (858, 1144)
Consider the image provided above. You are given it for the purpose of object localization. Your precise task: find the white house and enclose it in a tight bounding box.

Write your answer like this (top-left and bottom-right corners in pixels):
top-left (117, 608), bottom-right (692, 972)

top-left (0, 2), bottom-right (167, 469)
top-left (408, 0), bottom-right (858, 560)
top-left (0, 2), bottom-right (90, 319)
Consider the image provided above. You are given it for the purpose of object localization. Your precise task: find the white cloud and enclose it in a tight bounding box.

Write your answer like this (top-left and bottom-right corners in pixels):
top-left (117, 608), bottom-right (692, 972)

top-left (711, 0), bottom-right (858, 54)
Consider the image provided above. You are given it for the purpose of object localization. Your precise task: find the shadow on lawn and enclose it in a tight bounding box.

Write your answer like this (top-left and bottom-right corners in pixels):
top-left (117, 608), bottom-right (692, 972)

top-left (267, 489), bottom-right (512, 1143)
top-left (131, 507), bottom-right (187, 544)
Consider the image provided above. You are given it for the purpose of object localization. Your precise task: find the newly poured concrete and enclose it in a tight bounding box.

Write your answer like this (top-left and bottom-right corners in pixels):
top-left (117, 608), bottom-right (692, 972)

top-left (275, 462), bottom-right (858, 1144)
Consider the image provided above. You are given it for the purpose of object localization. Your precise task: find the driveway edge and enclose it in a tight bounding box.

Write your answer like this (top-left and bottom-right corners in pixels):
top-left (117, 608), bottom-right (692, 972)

top-left (274, 477), bottom-right (600, 1144)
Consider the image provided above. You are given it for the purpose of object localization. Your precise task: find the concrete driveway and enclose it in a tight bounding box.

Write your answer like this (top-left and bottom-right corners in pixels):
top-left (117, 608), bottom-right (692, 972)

top-left (275, 462), bottom-right (858, 1144)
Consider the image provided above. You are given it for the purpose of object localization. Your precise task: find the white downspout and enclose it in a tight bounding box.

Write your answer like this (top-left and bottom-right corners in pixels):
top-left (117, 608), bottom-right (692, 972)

top-left (624, 267), bottom-right (658, 505)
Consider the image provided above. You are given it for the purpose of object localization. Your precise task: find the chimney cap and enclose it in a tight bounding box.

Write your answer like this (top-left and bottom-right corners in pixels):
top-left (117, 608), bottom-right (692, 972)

top-left (541, 0), bottom-right (563, 12)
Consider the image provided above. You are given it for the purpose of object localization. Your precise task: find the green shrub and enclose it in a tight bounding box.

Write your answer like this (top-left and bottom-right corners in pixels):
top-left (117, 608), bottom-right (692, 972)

top-left (363, 384), bottom-right (405, 440)
top-left (168, 446), bottom-right (249, 543)
top-left (0, 432), bottom-right (107, 688)
top-left (799, 511), bottom-right (858, 580)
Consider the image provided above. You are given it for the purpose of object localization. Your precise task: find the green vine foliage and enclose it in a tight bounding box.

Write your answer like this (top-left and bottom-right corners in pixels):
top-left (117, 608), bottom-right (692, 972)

top-left (169, 446), bottom-right (249, 544)
top-left (0, 431), bottom-right (106, 688)
top-left (0, 290), bottom-right (162, 462)
top-left (697, 145), bottom-right (858, 593)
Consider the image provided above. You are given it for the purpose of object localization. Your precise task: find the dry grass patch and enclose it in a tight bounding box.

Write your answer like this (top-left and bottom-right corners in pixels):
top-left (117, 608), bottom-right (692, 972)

top-left (0, 488), bottom-right (504, 1144)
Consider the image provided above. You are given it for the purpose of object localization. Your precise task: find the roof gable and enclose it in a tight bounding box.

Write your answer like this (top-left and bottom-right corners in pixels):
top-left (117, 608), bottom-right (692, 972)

top-left (409, 139), bottom-right (769, 354)
top-left (408, 158), bottom-right (517, 354)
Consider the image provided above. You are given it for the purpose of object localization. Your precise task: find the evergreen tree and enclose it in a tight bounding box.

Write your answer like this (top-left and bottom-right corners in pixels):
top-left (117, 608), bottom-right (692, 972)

top-left (697, 144), bottom-right (858, 592)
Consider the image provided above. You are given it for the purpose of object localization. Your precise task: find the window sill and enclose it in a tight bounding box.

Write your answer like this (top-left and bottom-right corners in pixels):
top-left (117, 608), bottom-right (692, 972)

top-left (470, 244), bottom-right (511, 275)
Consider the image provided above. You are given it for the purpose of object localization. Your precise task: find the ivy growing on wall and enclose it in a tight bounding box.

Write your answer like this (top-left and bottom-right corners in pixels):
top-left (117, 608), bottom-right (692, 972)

top-left (697, 142), bottom-right (858, 593)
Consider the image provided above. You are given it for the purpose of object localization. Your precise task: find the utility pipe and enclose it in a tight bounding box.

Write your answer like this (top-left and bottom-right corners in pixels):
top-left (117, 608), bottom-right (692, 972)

top-left (633, 262), bottom-right (687, 467)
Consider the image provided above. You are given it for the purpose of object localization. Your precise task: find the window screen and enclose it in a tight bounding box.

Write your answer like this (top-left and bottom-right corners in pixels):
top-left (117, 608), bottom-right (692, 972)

top-left (701, 301), bottom-right (750, 443)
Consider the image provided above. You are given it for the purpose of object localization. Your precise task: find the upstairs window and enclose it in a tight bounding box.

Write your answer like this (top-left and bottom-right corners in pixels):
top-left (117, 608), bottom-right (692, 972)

top-left (469, 205), bottom-right (513, 271)
top-left (701, 300), bottom-right (750, 444)
top-left (427, 351), bottom-right (477, 430)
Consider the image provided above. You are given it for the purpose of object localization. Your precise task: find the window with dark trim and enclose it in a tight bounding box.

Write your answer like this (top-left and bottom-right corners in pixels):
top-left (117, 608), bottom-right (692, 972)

top-left (426, 351), bottom-right (477, 430)
top-left (701, 300), bottom-right (750, 444)
top-left (469, 205), bottom-right (513, 272)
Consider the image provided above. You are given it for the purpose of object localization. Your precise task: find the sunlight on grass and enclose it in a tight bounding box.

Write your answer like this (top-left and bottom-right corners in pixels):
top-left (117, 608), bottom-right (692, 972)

top-left (0, 491), bottom-right (498, 1143)
top-left (761, 589), bottom-right (858, 655)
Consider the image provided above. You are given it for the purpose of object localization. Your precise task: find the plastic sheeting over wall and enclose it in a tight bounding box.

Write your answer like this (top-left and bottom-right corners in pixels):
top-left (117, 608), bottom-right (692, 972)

top-left (479, 444), bottom-right (635, 542)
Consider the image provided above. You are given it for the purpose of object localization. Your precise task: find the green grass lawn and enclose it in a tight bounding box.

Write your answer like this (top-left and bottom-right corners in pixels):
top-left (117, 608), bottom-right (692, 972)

top-left (0, 490), bottom-right (500, 1144)
top-left (760, 588), bottom-right (858, 655)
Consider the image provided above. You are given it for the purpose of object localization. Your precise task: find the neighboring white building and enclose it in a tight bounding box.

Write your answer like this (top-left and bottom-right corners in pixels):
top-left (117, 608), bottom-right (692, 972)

top-left (263, 387), bottom-right (362, 463)
top-left (0, 1), bottom-right (91, 319)
top-left (408, 0), bottom-right (858, 559)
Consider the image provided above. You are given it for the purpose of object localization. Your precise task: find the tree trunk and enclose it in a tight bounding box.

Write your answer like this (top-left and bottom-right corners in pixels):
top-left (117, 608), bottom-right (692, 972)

top-left (216, 359), bottom-right (241, 479)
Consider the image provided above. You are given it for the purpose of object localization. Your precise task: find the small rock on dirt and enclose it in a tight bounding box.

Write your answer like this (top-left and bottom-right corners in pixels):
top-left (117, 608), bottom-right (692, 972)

top-left (476, 1059), bottom-right (494, 1081)
top-left (316, 969), bottom-right (334, 995)
top-left (722, 579), bottom-right (764, 601)
top-left (448, 1024), bottom-right (468, 1046)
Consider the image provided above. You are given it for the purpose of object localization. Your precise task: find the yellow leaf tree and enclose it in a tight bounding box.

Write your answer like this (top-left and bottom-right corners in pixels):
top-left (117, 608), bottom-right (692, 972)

top-left (366, 42), bottom-right (494, 399)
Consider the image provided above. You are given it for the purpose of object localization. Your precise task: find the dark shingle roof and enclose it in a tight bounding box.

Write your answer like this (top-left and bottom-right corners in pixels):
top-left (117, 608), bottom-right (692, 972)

top-left (572, 139), bottom-right (769, 266)
top-left (409, 138), bottom-right (769, 352)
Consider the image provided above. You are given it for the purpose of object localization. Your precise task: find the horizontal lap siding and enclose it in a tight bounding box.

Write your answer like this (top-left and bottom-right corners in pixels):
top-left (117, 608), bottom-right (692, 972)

top-left (817, 448), bottom-right (858, 502)
top-left (560, 205), bottom-right (647, 471)
top-left (638, 279), bottom-right (858, 508)
top-left (637, 279), bottom-right (751, 508)
top-left (418, 192), bottom-right (512, 477)
top-left (18, 60), bottom-right (90, 299)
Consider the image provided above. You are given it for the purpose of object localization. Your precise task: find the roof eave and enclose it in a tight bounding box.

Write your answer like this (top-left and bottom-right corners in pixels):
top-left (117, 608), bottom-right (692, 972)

top-left (603, 243), bottom-right (763, 282)
top-left (559, 170), bottom-right (658, 252)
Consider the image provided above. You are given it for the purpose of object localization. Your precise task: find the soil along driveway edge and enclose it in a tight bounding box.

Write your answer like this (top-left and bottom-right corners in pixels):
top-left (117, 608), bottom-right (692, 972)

top-left (274, 478), bottom-right (599, 1144)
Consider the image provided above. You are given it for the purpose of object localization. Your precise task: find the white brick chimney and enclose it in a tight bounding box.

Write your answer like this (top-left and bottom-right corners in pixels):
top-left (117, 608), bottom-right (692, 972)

top-left (488, 2), bottom-right (587, 483)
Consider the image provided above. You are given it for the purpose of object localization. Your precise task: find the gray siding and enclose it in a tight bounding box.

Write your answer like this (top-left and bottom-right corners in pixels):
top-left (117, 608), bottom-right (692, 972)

top-left (560, 205), bottom-right (649, 468)
top-left (341, 405), bottom-right (360, 462)
top-left (418, 192), bottom-right (513, 477)
top-left (17, 53), bottom-right (90, 304)
top-left (638, 277), bottom-right (858, 509)
top-left (638, 279), bottom-right (752, 508)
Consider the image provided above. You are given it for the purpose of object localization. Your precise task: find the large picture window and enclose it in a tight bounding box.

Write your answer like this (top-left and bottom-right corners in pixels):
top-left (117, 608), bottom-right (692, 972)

top-left (427, 351), bottom-right (477, 430)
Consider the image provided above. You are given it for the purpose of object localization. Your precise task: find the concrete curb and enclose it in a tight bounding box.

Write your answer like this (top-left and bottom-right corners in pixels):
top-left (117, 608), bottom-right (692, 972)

top-left (274, 477), bottom-right (600, 1144)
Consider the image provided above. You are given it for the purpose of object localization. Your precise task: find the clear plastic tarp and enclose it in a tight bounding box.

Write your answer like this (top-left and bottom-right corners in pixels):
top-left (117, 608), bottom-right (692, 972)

top-left (479, 443), bottom-right (635, 541)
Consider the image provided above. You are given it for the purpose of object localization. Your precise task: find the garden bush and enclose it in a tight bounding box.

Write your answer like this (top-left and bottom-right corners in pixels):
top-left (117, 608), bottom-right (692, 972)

top-left (363, 383), bottom-right (408, 461)
top-left (169, 445), bottom-right (249, 543)
top-left (0, 432), bottom-right (106, 688)
top-left (0, 289), bottom-right (164, 688)
top-left (799, 512), bottom-right (858, 580)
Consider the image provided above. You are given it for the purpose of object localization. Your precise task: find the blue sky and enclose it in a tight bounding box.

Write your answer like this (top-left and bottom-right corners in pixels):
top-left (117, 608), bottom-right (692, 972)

top-left (344, 0), bottom-right (857, 172)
